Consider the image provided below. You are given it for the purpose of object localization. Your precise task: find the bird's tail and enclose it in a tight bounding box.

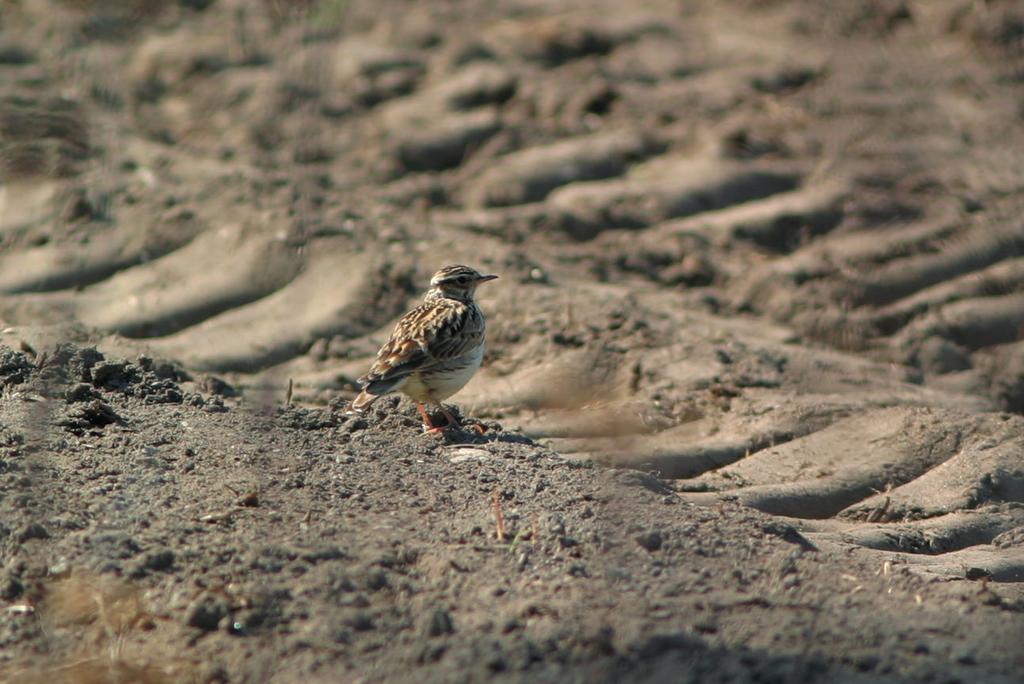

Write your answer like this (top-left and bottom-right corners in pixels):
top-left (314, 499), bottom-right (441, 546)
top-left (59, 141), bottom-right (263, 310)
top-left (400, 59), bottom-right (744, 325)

top-left (350, 390), bottom-right (378, 412)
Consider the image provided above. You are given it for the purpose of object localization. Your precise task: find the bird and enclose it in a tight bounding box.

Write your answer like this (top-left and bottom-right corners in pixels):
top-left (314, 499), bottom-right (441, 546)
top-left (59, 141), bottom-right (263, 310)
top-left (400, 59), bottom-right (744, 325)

top-left (351, 265), bottom-right (498, 432)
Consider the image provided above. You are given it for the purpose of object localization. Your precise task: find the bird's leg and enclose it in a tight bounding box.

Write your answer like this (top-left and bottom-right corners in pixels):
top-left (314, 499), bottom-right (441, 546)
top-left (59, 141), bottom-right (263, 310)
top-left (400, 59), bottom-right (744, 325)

top-left (419, 393), bottom-right (459, 434)
top-left (438, 404), bottom-right (460, 430)
top-left (415, 402), bottom-right (437, 431)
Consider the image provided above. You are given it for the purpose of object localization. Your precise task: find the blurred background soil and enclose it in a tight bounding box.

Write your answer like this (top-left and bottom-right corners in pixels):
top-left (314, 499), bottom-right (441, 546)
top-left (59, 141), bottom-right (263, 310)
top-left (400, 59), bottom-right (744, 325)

top-left (1, 0), bottom-right (1024, 682)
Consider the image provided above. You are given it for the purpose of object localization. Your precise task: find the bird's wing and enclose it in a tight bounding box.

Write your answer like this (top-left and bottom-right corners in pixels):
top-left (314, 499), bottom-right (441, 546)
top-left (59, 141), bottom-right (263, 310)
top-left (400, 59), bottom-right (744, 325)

top-left (358, 301), bottom-right (481, 388)
top-left (426, 306), bottom-right (483, 361)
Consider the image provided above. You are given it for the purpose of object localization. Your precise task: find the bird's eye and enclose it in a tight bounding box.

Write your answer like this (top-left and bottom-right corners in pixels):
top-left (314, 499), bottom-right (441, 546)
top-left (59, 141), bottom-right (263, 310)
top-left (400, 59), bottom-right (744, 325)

top-left (456, 276), bottom-right (469, 284)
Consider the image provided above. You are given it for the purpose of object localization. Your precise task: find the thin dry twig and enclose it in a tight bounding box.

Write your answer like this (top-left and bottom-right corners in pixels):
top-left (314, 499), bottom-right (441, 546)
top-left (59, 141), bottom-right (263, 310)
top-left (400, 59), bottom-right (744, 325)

top-left (492, 490), bottom-right (506, 542)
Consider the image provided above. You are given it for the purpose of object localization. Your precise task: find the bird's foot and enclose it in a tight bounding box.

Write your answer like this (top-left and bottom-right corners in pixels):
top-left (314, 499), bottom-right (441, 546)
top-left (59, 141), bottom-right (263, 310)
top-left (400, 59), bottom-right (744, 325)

top-left (423, 415), bottom-right (460, 435)
top-left (417, 401), bottom-right (456, 434)
top-left (417, 401), bottom-right (475, 435)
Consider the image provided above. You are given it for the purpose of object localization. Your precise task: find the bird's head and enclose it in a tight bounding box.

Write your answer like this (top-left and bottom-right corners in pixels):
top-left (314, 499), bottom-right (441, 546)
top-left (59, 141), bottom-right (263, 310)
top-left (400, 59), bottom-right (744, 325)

top-left (426, 265), bottom-right (498, 302)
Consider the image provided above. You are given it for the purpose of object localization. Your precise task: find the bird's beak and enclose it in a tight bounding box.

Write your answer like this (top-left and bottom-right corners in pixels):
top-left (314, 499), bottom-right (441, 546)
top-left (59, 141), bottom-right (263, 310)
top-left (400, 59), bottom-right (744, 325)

top-left (477, 274), bottom-right (499, 283)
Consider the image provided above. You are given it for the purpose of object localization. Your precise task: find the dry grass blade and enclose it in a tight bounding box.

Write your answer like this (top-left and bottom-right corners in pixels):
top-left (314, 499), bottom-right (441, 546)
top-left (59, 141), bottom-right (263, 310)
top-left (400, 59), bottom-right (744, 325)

top-left (7, 573), bottom-right (198, 684)
top-left (11, 658), bottom-right (181, 684)
top-left (45, 572), bottom-right (148, 635)
top-left (492, 489), bottom-right (506, 542)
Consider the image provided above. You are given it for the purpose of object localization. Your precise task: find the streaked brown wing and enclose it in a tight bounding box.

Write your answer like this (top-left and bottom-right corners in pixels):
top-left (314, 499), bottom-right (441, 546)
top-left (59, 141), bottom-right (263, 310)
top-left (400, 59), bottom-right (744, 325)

top-left (428, 326), bottom-right (482, 361)
top-left (358, 301), bottom-right (473, 387)
top-left (361, 336), bottom-right (429, 384)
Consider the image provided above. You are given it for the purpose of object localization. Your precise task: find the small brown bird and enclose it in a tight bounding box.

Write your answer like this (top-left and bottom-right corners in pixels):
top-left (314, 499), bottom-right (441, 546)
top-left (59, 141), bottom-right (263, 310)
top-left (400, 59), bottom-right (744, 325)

top-left (351, 265), bottom-right (498, 432)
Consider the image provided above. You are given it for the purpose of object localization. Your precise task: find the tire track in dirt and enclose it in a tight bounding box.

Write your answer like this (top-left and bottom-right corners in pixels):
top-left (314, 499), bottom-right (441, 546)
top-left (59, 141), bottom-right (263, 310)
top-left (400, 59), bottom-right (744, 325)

top-left (0, 0), bottom-right (1022, 589)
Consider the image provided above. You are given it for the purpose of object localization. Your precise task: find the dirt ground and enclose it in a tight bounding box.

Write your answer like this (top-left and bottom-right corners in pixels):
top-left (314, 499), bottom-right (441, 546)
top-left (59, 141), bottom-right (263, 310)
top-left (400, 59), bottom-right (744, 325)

top-left (2, 0), bottom-right (1024, 682)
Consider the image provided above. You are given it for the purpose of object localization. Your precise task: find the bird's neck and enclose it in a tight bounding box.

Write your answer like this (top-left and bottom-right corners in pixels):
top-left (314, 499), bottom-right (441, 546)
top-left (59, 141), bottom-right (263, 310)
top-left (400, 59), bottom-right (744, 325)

top-left (425, 288), bottom-right (473, 304)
